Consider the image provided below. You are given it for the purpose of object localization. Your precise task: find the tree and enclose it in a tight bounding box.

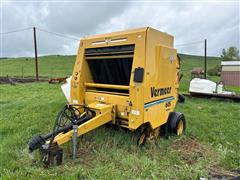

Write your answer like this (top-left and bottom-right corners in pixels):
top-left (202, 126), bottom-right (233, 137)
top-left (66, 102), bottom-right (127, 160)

top-left (221, 46), bottom-right (239, 60)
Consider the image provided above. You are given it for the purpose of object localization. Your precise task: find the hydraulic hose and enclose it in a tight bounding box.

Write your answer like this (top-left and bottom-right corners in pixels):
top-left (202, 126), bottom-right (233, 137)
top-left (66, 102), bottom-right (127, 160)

top-left (28, 105), bottom-right (96, 153)
top-left (43, 112), bottom-right (95, 140)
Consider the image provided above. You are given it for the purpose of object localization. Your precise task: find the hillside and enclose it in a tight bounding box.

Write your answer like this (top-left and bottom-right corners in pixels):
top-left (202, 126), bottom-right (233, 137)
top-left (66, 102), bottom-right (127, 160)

top-left (0, 55), bottom-right (76, 78)
top-left (0, 53), bottom-right (224, 93)
top-left (178, 53), bottom-right (221, 80)
top-left (0, 54), bottom-right (222, 79)
top-left (0, 54), bottom-right (221, 78)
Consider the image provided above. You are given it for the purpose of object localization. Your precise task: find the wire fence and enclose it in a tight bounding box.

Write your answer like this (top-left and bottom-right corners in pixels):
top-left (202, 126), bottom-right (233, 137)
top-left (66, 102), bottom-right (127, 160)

top-left (0, 27), bottom-right (80, 79)
top-left (0, 27), bottom-right (210, 81)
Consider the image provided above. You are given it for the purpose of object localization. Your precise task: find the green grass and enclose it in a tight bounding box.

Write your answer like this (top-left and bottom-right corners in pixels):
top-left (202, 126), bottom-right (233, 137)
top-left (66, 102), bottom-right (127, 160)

top-left (0, 55), bottom-right (75, 78)
top-left (0, 54), bottom-right (239, 179)
top-left (0, 83), bottom-right (239, 179)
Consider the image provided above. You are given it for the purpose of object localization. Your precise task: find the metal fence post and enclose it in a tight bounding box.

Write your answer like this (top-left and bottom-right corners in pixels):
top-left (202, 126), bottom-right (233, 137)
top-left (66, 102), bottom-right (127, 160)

top-left (33, 27), bottom-right (39, 81)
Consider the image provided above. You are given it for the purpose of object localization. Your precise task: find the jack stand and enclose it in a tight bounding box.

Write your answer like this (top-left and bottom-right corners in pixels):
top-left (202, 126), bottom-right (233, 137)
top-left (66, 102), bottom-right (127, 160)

top-left (72, 125), bottom-right (78, 160)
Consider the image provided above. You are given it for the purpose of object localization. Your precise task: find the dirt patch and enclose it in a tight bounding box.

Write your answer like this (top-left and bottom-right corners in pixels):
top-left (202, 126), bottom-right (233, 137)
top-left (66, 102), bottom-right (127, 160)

top-left (209, 167), bottom-right (240, 179)
top-left (172, 136), bottom-right (210, 165)
top-left (0, 76), bottom-right (48, 84)
top-left (65, 138), bottom-right (96, 168)
top-left (172, 136), bottom-right (240, 179)
top-left (48, 77), bottom-right (67, 84)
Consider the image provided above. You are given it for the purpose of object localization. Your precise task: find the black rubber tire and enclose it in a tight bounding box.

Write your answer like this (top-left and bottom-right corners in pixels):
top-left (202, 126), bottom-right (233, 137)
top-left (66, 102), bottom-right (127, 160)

top-left (178, 94), bottom-right (185, 103)
top-left (160, 123), bottom-right (169, 139)
top-left (167, 112), bottom-right (186, 135)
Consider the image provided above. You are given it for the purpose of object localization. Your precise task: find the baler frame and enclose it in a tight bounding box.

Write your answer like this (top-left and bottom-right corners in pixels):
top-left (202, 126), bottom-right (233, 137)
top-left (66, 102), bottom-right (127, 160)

top-left (28, 27), bottom-right (186, 166)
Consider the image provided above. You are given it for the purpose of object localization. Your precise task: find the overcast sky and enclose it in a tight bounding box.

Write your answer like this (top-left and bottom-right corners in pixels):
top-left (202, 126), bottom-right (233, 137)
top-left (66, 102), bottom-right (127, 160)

top-left (0, 0), bottom-right (239, 57)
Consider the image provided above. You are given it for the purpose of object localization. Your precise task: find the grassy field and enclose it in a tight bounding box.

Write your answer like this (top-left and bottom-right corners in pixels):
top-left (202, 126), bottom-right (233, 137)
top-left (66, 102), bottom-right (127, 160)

top-left (0, 54), bottom-right (240, 179)
top-left (0, 55), bottom-right (75, 78)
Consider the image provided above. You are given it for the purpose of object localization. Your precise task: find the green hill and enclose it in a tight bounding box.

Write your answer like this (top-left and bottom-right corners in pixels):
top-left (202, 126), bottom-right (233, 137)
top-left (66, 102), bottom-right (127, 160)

top-left (0, 54), bottom-right (221, 79)
top-left (0, 53), bottom-right (225, 93)
top-left (0, 55), bottom-right (76, 78)
top-left (0, 54), bottom-right (221, 78)
top-left (178, 53), bottom-right (221, 80)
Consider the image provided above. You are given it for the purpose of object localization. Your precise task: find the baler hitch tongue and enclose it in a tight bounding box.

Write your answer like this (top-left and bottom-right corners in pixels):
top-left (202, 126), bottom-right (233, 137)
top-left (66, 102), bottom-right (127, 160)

top-left (28, 103), bottom-right (115, 167)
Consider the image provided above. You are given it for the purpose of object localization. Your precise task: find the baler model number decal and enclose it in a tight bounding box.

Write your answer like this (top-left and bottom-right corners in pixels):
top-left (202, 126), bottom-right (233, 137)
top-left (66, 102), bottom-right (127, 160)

top-left (151, 87), bottom-right (172, 98)
top-left (144, 96), bottom-right (174, 108)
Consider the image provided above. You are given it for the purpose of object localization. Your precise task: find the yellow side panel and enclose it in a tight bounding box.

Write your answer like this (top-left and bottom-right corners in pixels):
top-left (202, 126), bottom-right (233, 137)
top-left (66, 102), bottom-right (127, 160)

top-left (144, 45), bottom-right (179, 129)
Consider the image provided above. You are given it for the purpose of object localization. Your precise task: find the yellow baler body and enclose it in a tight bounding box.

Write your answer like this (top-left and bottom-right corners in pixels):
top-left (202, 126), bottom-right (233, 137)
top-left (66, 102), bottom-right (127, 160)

top-left (70, 27), bottom-right (179, 131)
